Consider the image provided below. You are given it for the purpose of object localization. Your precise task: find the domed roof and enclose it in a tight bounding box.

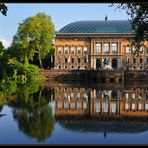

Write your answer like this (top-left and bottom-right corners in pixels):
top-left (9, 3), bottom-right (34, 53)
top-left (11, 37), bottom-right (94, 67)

top-left (59, 20), bottom-right (134, 33)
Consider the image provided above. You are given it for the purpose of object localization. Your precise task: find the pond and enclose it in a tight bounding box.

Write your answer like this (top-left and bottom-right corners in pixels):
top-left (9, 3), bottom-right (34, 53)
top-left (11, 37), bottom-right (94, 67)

top-left (0, 80), bottom-right (148, 144)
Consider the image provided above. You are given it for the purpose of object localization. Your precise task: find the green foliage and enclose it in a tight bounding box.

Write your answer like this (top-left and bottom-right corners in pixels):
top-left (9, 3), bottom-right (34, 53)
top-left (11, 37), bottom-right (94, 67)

top-left (13, 12), bottom-right (55, 68)
top-left (0, 92), bottom-right (5, 110)
top-left (0, 41), bottom-right (4, 55)
top-left (0, 77), bottom-right (55, 141)
top-left (0, 3), bottom-right (7, 16)
top-left (0, 12), bottom-right (52, 82)
top-left (6, 83), bottom-right (55, 141)
top-left (13, 105), bottom-right (54, 141)
top-left (5, 43), bottom-right (24, 61)
top-left (50, 47), bottom-right (55, 54)
top-left (1, 55), bottom-right (44, 82)
top-left (111, 3), bottom-right (148, 55)
top-left (25, 64), bottom-right (44, 80)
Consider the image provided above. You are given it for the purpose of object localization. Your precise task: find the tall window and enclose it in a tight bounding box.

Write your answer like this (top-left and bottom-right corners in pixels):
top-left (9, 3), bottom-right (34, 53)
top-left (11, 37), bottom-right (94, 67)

top-left (126, 46), bottom-right (130, 54)
top-left (84, 58), bottom-right (87, 63)
top-left (133, 58), bottom-right (136, 64)
top-left (126, 56), bottom-right (129, 63)
top-left (71, 58), bottom-right (74, 63)
top-left (112, 43), bottom-right (118, 53)
top-left (84, 47), bottom-right (88, 54)
top-left (77, 47), bottom-right (81, 54)
top-left (71, 47), bottom-right (74, 54)
top-left (78, 58), bottom-right (80, 63)
top-left (132, 46), bottom-right (136, 53)
top-left (125, 93), bottom-right (129, 100)
top-left (139, 46), bottom-right (143, 54)
top-left (65, 58), bottom-right (68, 63)
top-left (104, 43), bottom-right (109, 53)
top-left (140, 58), bottom-right (143, 64)
top-left (58, 47), bottom-right (62, 54)
top-left (64, 47), bottom-right (68, 54)
top-left (147, 58), bottom-right (148, 63)
top-left (96, 43), bottom-right (101, 54)
top-left (132, 93), bottom-right (135, 99)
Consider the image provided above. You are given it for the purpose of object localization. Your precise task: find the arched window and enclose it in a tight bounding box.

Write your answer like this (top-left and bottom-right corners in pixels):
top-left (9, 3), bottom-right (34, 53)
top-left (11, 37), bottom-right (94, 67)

top-left (96, 43), bottom-right (101, 54)
top-left (104, 43), bottom-right (109, 53)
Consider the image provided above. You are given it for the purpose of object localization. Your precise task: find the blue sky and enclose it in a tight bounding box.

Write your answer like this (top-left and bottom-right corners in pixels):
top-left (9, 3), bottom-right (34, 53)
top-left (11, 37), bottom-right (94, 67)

top-left (0, 3), bottom-right (129, 48)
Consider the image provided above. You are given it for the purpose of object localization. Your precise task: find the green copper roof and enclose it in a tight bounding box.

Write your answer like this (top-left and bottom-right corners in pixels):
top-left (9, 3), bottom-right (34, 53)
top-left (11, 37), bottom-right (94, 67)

top-left (59, 20), bottom-right (134, 33)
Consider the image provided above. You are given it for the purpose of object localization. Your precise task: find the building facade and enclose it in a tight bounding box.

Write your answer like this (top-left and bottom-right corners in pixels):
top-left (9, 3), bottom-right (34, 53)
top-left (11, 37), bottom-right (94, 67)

top-left (54, 20), bottom-right (148, 70)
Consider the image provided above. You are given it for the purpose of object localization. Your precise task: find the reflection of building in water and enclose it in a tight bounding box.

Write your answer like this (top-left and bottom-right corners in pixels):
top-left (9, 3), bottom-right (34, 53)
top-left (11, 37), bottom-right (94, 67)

top-left (55, 87), bottom-right (90, 116)
top-left (91, 89), bottom-right (122, 117)
top-left (55, 86), bottom-right (148, 118)
top-left (121, 88), bottom-right (148, 117)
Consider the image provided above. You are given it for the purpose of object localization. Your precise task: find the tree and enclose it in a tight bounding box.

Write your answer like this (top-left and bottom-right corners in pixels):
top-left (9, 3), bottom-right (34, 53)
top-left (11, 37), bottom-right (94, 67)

top-left (4, 43), bottom-right (24, 61)
top-left (0, 41), bottom-right (4, 55)
top-left (111, 3), bottom-right (148, 55)
top-left (7, 83), bottom-right (55, 141)
top-left (0, 3), bottom-right (7, 16)
top-left (13, 12), bottom-right (55, 68)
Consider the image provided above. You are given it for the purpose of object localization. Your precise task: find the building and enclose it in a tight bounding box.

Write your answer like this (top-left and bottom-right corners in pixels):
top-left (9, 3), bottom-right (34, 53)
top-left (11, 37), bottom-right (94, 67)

top-left (54, 20), bottom-right (148, 70)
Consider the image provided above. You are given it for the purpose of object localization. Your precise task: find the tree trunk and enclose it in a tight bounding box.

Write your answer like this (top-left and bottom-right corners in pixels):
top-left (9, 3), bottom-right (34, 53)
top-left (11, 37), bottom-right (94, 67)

top-left (39, 54), bottom-right (43, 69)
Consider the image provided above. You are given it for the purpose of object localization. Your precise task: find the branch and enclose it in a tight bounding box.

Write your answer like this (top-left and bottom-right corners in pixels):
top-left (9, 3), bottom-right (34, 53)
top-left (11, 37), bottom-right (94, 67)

top-left (0, 3), bottom-right (7, 16)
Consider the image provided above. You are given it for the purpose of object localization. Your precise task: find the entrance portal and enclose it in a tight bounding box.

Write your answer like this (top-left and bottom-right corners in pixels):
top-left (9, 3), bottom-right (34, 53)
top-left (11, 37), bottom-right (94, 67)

top-left (96, 59), bottom-right (101, 70)
top-left (112, 59), bottom-right (117, 69)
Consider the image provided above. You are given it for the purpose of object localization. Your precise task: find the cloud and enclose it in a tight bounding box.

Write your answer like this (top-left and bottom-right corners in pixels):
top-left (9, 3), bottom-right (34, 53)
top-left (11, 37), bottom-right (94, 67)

top-left (0, 39), bottom-right (11, 48)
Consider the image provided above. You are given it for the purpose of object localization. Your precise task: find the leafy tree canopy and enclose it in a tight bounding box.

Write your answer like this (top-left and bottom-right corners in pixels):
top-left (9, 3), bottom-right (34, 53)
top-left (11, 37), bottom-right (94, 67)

top-left (111, 3), bottom-right (148, 55)
top-left (13, 12), bottom-right (55, 68)
top-left (0, 3), bottom-right (7, 16)
top-left (0, 41), bottom-right (4, 54)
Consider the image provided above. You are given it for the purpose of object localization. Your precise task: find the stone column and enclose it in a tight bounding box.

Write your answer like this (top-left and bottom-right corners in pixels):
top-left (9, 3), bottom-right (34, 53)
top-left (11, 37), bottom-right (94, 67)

top-left (102, 58), bottom-right (104, 69)
top-left (109, 101), bottom-right (112, 114)
top-left (91, 57), bottom-right (94, 69)
top-left (90, 90), bottom-right (94, 116)
top-left (120, 58), bottom-right (122, 68)
top-left (109, 58), bottom-right (112, 69)
top-left (94, 42), bottom-right (96, 55)
top-left (91, 42), bottom-right (93, 54)
top-left (94, 57), bottom-right (96, 69)
top-left (117, 58), bottom-right (120, 69)
top-left (93, 42), bottom-right (95, 54)
top-left (101, 101), bottom-right (104, 114)
top-left (118, 42), bottom-right (120, 54)
top-left (94, 89), bottom-right (96, 98)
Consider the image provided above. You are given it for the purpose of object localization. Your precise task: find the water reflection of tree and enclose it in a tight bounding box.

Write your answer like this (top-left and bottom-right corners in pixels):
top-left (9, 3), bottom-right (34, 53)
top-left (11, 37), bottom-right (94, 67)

top-left (7, 81), bottom-right (55, 142)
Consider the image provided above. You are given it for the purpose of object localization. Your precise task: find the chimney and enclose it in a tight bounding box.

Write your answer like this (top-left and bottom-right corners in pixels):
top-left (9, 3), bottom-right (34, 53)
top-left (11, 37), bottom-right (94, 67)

top-left (105, 15), bottom-right (107, 21)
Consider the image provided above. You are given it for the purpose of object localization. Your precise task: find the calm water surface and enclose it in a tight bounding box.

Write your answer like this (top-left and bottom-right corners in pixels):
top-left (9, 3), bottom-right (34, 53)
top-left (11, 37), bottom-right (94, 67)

top-left (0, 81), bottom-right (148, 144)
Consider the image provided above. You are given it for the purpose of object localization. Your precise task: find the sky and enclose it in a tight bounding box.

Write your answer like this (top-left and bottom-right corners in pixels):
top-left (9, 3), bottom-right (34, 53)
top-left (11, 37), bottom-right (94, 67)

top-left (0, 3), bottom-right (129, 48)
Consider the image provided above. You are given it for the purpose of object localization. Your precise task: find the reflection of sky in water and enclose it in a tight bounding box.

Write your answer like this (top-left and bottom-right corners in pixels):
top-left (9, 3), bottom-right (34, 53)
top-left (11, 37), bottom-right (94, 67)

top-left (0, 83), bottom-right (148, 144)
top-left (1, 104), bottom-right (147, 144)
